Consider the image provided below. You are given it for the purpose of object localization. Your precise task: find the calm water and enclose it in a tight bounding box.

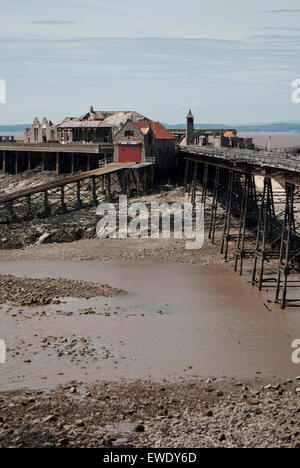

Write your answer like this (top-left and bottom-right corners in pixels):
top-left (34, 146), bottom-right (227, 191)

top-left (0, 260), bottom-right (299, 390)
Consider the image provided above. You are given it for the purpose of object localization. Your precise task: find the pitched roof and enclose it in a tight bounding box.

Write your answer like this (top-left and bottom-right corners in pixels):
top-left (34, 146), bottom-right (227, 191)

top-left (223, 130), bottom-right (237, 138)
top-left (134, 122), bottom-right (175, 140)
top-left (58, 120), bottom-right (109, 128)
top-left (58, 111), bottom-right (150, 130)
top-left (78, 109), bottom-right (148, 124)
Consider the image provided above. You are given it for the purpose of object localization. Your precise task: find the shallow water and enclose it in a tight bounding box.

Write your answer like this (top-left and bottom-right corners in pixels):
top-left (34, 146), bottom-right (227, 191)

top-left (0, 260), bottom-right (299, 390)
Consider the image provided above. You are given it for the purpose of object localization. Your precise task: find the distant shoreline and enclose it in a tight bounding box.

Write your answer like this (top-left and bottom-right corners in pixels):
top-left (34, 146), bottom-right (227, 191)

top-left (1, 123), bottom-right (300, 133)
top-left (1, 129), bottom-right (299, 149)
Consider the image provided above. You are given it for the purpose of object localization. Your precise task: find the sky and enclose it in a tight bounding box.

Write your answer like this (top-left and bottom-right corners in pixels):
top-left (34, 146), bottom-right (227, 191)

top-left (0, 0), bottom-right (300, 124)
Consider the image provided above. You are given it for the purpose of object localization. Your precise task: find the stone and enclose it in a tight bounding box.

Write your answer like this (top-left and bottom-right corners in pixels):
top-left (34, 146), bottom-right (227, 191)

top-left (42, 414), bottom-right (56, 423)
top-left (134, 424), bottom-right (145, 433)
top-left (74, 419), bottom-right (85, 427)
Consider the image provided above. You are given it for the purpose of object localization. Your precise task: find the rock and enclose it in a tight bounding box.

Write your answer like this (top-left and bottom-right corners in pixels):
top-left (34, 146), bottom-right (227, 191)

top-left (205, 386), bottom-right (216, 393)
top-left (134, 424), bottom-right (145, 433)
top-left (247, 399), bottom-right (260, 406)
top-left (59, 438), bottom-right (69, 446)
top-left (42, 414), bottom-right (56, 423)
top-left (74, 419), bottom-right (85, 427)
top-left (35, 232), bottom-right (55, 245)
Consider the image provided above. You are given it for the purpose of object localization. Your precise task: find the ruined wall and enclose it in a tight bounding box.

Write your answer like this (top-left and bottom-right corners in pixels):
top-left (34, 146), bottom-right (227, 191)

top-left (24, 118), bottom-right (58, 144)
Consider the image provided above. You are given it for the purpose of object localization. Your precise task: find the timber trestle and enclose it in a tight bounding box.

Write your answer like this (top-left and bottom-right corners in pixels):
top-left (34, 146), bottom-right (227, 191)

top-left (183, 155), bottom-right (300, 309)
top-left (0, 162), bottom-right (154, 224)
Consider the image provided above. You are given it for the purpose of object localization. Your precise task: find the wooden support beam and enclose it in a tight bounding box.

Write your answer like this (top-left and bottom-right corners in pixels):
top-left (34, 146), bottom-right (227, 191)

top-left (275, 183), bottom-right (297, 309)
top-left (151, 166), bottom-right (155, 188)
top-left (105, 174), bottom-right (111, 201)
top-left (60, 186), bottom-right (67, 213)
top-left (56, 152), bottom-right (60, 175)
top-left (234, 173), bottom-right (251, 275)
top-left (191, 161), bottom-right (198, 207)
top-left (71, 153), bottom-right (75, 174)
top-left (183, 159), bottom-right (189, 190)
top-left (15, 153), bottom-right (19, 175)
top-left (201, 165), bottom-right (208, 206)
top-left (76, 181), bottom-right (83, 208)
top-left (252, 178), bottom-right (275, 290)
top-left (7, 200), bottom-right (17, 223)
top-left (2, 151), bottom-right (6, 173)
top-left (136, 171), bottom-right (141, 196)
top-left (44, 191), bottom-right (50, 216)
top-left (221, 170), bottom-right (234, 260)
top-left (208, 167), bottom-right (220, 244)
top-left (91, 177), bottom-right (98, 206)
top-left (26, 194), bottom-right (32, 218)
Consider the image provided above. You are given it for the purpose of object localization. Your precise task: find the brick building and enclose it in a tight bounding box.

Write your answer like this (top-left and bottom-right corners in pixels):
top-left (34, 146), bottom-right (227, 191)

top-left (115, 120), bottom-right (175, 174)
top-left (23, 106), bottom-right (176, 175)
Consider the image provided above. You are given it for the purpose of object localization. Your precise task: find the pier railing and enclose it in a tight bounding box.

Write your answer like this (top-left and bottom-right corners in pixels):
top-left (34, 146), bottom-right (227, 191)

top-left (181, 146), bottom-right (300, 173)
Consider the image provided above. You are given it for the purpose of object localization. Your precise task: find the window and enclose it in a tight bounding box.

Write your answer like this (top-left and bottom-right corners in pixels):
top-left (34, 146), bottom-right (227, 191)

top-left (125, 130), bottom-right (134, 138)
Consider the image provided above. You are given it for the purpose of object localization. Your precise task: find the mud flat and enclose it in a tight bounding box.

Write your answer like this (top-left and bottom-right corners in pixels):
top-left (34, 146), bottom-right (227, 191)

top-left (0, 211), bottom-right (299, 447)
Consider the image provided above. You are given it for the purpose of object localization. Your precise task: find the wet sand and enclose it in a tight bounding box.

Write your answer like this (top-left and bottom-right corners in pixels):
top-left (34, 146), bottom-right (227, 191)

top-left (0, 260), bottom-right (299, 391)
